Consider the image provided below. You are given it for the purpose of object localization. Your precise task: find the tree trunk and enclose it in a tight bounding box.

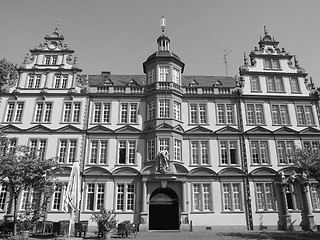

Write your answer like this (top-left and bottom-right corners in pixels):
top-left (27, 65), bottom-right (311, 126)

top-left (13, 193), bottom-right (18, 236)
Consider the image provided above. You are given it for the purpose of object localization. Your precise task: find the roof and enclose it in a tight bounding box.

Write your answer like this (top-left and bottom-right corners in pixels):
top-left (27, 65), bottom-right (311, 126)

top-left (86, 74), bottom-right (236, 88)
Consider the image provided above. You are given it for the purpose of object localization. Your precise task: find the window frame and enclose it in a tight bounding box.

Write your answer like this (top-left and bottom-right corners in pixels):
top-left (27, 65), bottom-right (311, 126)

top-left (276, 140), bottom-right (294, 165)
top-left (266, 76), bottom-right (284, 92)
top-left (62, 101), bottom-right (81, 123)
top-left (4, 101), bottom-right (25, 123)
top-left (119, 103), bottom-right (138, 124)
top-left (216, 103), bottom-right (236, 125)
top-left (246, 103), bottom-right (265, 125)
top-left (219, 140), bottom-right (239, 165)
top-left (117, 139), bottom-right (137, 165)
top-left (270, 104), bottom-right (290, 125)
top-left (89, 139), bottom-right (108, 165)
top-left (221, 182), bottom-right (243, 212)
top-left (255, 182), bottom-right (277, 212)
top-left (264, 58), bottom-right (281, 70)
top-left (191, 183), bottom-right (213, 212)
top-left (250, 76), bottom-right (261, 92)
top-left (295, 104), bottom-right (315, 126)
top-left (250, 140), bottom-right (270, 165)
top-left (92, 102), bottom-right (111, 124)
top-left (116, 183), bottom-right (135, 212)
top-left (29, 138), bottom-right (47, 160)
top-left (34, 101), bottom-right (53, 123)
top-left (189, 103), bottom-right (207, 124)
top-left (85, 183), bottom-right (106, 211)
top-left (289, 77), bottom-right (301, 93)
top-left (190, 140), bottom-right (210, 165)
top-left (57, 139), bottom-right (77, 164)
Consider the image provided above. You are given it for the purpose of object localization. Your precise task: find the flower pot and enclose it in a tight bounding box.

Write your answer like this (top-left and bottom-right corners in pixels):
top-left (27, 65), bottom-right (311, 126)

top-left (103, 231), bottom-right (111, 240)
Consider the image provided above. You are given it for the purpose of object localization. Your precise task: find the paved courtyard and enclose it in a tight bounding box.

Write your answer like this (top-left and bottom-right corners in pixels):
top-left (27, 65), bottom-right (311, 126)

top-left (23, 230), bottom-right (320, 240)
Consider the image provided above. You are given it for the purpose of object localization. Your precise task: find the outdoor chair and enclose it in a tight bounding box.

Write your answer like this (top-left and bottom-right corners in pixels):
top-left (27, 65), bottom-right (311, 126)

top-left (75, 220), bottom-right (88, 237)
top-left (117, 223), bottom-right (128, 238)
top-left (34, 221), bottom-right (45, 234)
top-left (127, 223), bottom-right (137, 237)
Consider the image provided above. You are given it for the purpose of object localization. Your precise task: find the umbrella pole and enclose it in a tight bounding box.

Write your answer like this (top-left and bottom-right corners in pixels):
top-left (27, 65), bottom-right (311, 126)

top-left (68, 209), bottom-right (74, 238)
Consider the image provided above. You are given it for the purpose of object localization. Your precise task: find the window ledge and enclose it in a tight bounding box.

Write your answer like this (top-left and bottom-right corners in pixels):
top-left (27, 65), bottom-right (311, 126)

top-left (288, 210), bottom-right (302, 213)
top-left (250, 164), bottom-right (272, 167)
top-left (114, 211), bottom-right (136, 214)
top-left (246, 123), bottom-right (267, 126)
top-left (272, 124), bottom-right (292, 127)
top-left (290, 91), bottom-right (302, 94)
top-left (297, 124), bottom-right (316, 127)
top-left (90, 122), bottom-right (111, 125)
top-left (216, 123), bottom-right (237, 126)
top-left (188, 123), bottom-right (209, 126)
top-left (218, 164), bottom-right (241, 167)
top-left (1, 122), bottom-right (23, 124)
top-left (189, 164), bottom-right (212, 167)
top-left (59, 122), bottom-right (81, 124)
top-left (86, 164), bottom-right (109, 167)
top-left (250, 91), bottom-right (263, 93)
top-left (221, 211), bottom-right (244, 214)
top-left (114, 164), bottom-right (138, 167)
top-left (190, 211), bottom-right (215, 214)
top-left (266, 91), bottom-right (286, 93)
top-left (263, 68), bottom-right (283, 71)
top-left (117, 123), bottom-right (139, 125)
top-left (255, 210), bottom-right (278, 213)
top-left (31, 122), bottom-right (52, 124)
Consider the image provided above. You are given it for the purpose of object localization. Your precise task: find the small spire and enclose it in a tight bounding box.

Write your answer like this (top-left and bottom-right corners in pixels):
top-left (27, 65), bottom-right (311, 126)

top-left (55, 19), bottom-right (60, 32)
top-left (264, 26), bottom-right (268, 36)
top-left (243, 52), bottom-right (248, 66)
top-left (161, 16), bottom-right (166, 33)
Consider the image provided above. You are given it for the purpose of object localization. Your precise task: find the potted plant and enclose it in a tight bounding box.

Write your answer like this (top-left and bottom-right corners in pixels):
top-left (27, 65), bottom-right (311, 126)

top-left (17, 203), bottom-right (41, 239)
top-left (91, 205), bottom-right (117, 240)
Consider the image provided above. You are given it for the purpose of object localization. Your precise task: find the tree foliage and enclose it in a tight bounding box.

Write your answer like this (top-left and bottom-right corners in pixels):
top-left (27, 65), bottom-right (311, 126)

top-left (292, 147), bottom-right (320, 185)
top-left (0, 58), bottom-right (18, 88)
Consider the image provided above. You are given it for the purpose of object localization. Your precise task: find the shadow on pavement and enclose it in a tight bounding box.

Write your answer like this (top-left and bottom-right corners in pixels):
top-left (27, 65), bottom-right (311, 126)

top-left (218, 231), bottom-right (320, 240)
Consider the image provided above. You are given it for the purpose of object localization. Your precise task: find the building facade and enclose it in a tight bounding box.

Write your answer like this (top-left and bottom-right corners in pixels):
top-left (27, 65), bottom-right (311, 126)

top-left (1, 24), bottom-right (320, 232)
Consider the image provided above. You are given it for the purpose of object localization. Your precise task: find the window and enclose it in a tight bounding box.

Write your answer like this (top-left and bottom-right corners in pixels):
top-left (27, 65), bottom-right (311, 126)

top-left (255, 183), bottom-right (276, 211)
top-left (86, 183), bottom-right (105, 211)
top-left (44, 55), bottom-right (58, 65)
top-left (27, 74), bottom-right (42, 88)
top-left (118, 140), bottom-right (136, 164)
top-left (250, 76), bottom-right (260, 91)
top-left (285, 184), bottom-right (302, 210)
top-left (191, 141), bottom-right (209, 165)
top-left (159, 138), bottom-right (170, 152)
top-left (173, 101), bottom-right (181, 121)
top-left (54, 74), bottom-right (68, 88)
top-left (159, 100), bottom-right (169, 118)
top-left (189, 103), bottom-right (207, 124)
top-left (172, 67), bottom-right (180, 85)
top-left (192, 183), bottom-right (212, 211)
top-left (222, 183), bottom-right (243, 211)
top-left (159, 66), bottom-right (169, 81)
top-left (5, 102), bottom-right (24, 122)
top-left (147, 139), bottom-right (155, 161)
top-left (120, 103), bottom-right (137, 123)
top-left (310, 184), bottom-right (320, 210)
top-left (8, 138), bottom-right (17, 153)
top-left (0, 185), bottom-right (8, 211)
top-left (220, 141), bottom-right (238, 165)
top-left (52, 185), bottom-right (63, 211)
top-left (93, 103), bottom-right (111, 123)
top-left (34, 102), bottom-right (52, 123)
top-left (174, 139), bottom-right (182, 161)
top-left (62, 102), bottom-right (81, 123)
top-left (147, 101), bottom-right (156, 120)
top-left (277, 141), bottom-right (294, 164)
top-left (271, 105), bottom-right (290, 125)
top-left (246, 104), bottom-right (265, 124)
top-left (266, 77), bottom-right (284, 92)
top-left (20, 188), bottom-right (41, 211)
top-left (116, 183), bottom-right (135, 211)
top-left (58, 139), bottom-right (77, 163)
top-left (148, 68), bottom-right (156, 84)
top-left (303, 140), bottom-right (320, 152)
top-left (217, 104), bottom-right (235, 124)
top-left (250, 141), bottom-right (270, 164)
top-left (89, 140), bottom-right (108, 164)
top-left (296, 105), bottom-right (315, 125)
top-left (30, 139), bottom-right (47, 160)
top-left (264, 58), bottom-right (280, 69)
top-left (290, 78), bottom-right (300, 93)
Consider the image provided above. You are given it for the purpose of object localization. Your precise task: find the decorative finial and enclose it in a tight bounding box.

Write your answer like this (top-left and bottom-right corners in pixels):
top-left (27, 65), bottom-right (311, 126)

top-left (161, 16), bottom-right (166, 33)
top-left (264, 26), bottom-right (268, 36)
top-left (55, 19), bottom-right (60, 32)
top-left (243, 52), bottom-right (248, 66)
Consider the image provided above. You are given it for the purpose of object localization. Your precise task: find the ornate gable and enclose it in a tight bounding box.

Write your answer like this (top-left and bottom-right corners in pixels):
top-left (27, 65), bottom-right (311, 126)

top-left (173, 125), bottom-right (185, 134)
top-left (299, 127), bottom-right (320, 135)
top-left (215, 126), bottom-right (240, 134)
top-left (114, 125), bottom-right (141, 134)
top-left (56, 125), bottom-right (83, 133)
top-left (185, 126), bottom-right (213, 135)
top-left (87, 125), bottom-right (114, 134)
top-left (26, 125), bottom-right (52, 133)
top-left (0, 124), bottom-right (22, 133)
top-left (273, 126), bottom-right (298, 135)
top-left (155, 123), bottom-right (174, 131)
top-left (245, 126), bottom-right (273, 135)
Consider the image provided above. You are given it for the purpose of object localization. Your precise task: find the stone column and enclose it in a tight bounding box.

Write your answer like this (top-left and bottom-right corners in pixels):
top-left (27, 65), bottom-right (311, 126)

top-left (182, 181), bottom-right (187, 213)
top-left (302, 185), bottom-right (317, 231)
top-left (142, 181), bottom-right (147, 213)
top-left (280, 183), bottom-right (292, 231)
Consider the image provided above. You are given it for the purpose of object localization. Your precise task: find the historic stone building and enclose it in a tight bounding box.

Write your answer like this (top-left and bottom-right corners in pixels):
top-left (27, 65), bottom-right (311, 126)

top-left (0, 22), bottom-right (320, 232)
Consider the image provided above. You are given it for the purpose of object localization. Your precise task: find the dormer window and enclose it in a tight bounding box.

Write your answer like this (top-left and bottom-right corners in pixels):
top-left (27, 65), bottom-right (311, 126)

top-left (172, 67), bottom-right (180, 85)
top-left (148, 68), bottom-right (156, 84)
top-left (159, 66), bottom-right (169, 81)
top-left (264, 58), bottom-right (280, 70)
top-left (44, 55), bottom-right (58, 65)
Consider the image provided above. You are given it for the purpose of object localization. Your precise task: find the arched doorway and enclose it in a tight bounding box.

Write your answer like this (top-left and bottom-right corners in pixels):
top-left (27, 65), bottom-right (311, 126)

top-left (149, 187), bottom-right (179, 230)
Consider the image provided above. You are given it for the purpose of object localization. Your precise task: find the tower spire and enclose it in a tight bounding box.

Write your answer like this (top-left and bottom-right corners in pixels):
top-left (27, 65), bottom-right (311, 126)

top-left (264, 26), bottom-right (268, 36)
top-left (161, 16), bottom-right (166, 33)
top-left (55, 19), bottom-right (60, 33)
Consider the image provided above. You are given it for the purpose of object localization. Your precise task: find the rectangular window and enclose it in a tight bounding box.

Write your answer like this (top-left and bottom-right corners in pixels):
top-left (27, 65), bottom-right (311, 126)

top-left (30, 139), bottom-right (47, 160)
top-left (27, 74), bottom-right (41, 88)
top-left (54, 74), bottom-right (69, 88)
top-left (222, 183), bottom-right (243, 211)
top-left (116, 183), bottom-right (135, 211)
top-left (120, 103), bottom-right (137, 123)
top-left (52, 185), bottom-right (63, 211)
top-left (148, 68), bottom-right (156, 84)
top-left (290, 78), bottom-right (300, 93)
top-left (118, 140), bottom-right (136, 164)
top-left (173, 101), bottom-right (181, 121)
top-left (192, 183), bottom-right (212, 211)
top-left (147, 101), bottom-right (156, 120)
top-left (63, 102), bottom-right (81, 123)
top-left (217, 104), bottom-right (235, 124)
top-left (44, 55), bottom-right (58, 65)
top-left (34, 102), bottom-right (52, 123)
top-left (159, 100), bottom-right (169, 118)
top-left (271, 105), bottom-right (290, 125)
top-left (189, 103), bottom-right (207, 124)
top-left (220, 141), bottom-right (238, 165)
top-left (5, 102), bottom-right (24, 122)
top-left (264, 59), bottom-right (280, 69)
top-left (296, 105), bottom-right (315, 126)
top-left (174, 139), bottom-right (182, 161)
top-left (310, 184), bottom-right (320, 210)
top-left (159, 66), bottom-right (169, 81)
top-left (58, 139), bottom-right (77, 163)
top-left (266, 77), bottom-right (284, 92)
top-left (246, 104), bottom-right (265, 125)
top-left (89, 140), bottom-right (108, 164)
top-left (172, 67), bottom-right (180, 84)
top-left (147, 139), bottom-right (155, 161)
top-left (159, 138), bottom-right (170, 152)
top-left (86, 183), bottom-right (105, 211)
top-left (255, 183), bottom-right (276, 211)
top-left (0, 185), bottom-right (8, 211)
top-left (191, 141), bottom-right (209, 165)
top-left (250, 76), bottom-right (260, 91)
top-left (93, 102), bottom-right (111, 123)
top-left (277, 140), bottom-right (294, 164)
top-left (303, 140), bottom-right (320, 152)
top-left (285, 184), bottom-right (302, 210)
top-left (250, 141), bottom-right (270, 164)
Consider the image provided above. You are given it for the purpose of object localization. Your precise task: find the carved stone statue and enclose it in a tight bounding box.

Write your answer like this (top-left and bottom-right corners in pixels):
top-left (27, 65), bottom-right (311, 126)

top-left (158, 149), bottom-right (170, 172)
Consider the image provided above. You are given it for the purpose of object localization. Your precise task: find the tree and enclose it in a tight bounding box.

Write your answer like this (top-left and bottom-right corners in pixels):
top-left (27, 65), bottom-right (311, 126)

top-left (292, 147), bottom-right (320, 186)
top-left (0, 133), bottom-right (60, 235)
top-left (0, 58), bottom-right (18, 89)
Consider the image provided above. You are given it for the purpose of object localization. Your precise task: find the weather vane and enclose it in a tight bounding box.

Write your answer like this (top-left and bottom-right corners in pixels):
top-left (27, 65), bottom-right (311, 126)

top-left (161, 16), bottom-right (166, 33)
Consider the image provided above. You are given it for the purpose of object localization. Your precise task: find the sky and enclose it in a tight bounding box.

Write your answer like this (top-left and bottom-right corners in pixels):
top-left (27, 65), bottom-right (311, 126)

top-left (1, 0), bottom-right (320, 87)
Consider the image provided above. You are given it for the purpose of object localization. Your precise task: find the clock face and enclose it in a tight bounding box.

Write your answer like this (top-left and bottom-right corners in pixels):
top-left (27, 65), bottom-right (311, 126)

top-left (48, 41), bottom-right (57, 49)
